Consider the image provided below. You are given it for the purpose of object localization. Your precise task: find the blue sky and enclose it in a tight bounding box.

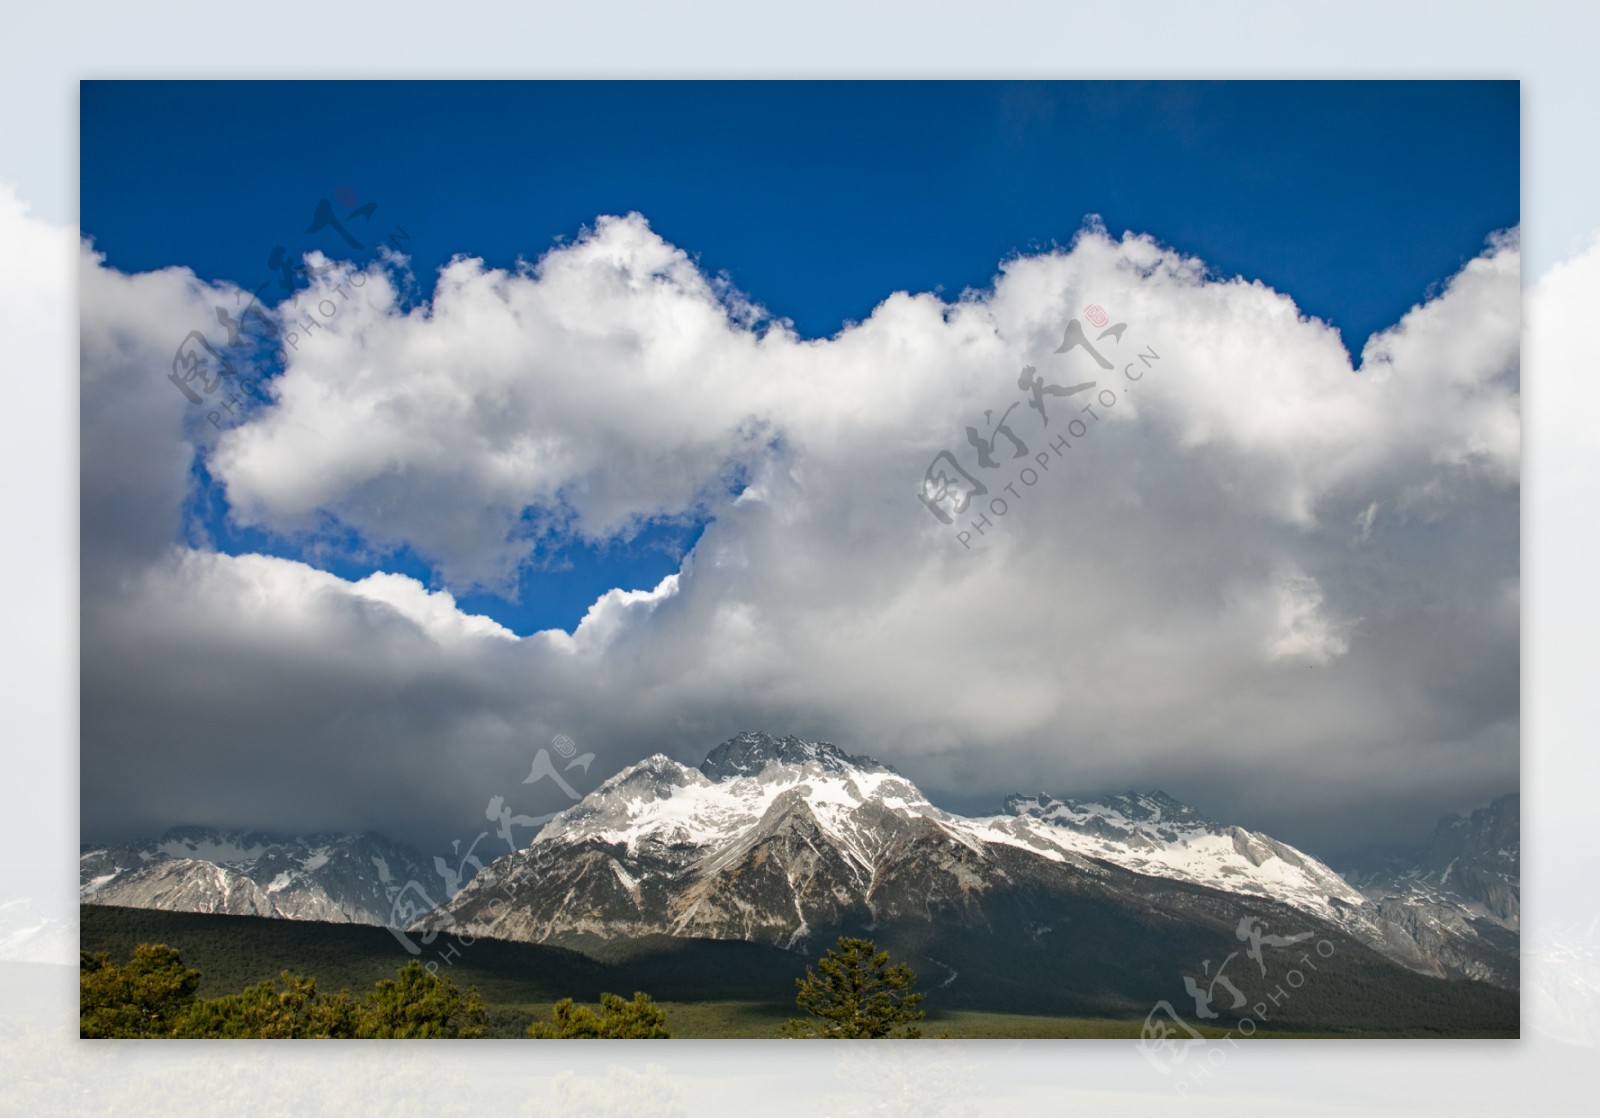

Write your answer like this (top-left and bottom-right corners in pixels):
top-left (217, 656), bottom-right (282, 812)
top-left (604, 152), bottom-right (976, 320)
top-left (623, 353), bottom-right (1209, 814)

top-left (75, 77), bottom-right (1522, 858)
top-left (81, 80), bottom-right (1519, 635)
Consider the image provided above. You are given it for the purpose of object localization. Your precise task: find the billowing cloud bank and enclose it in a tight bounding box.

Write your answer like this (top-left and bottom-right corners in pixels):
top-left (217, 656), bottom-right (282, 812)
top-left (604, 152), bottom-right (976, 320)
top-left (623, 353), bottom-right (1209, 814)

top-left (73, 200), bottom-right (1520, 858)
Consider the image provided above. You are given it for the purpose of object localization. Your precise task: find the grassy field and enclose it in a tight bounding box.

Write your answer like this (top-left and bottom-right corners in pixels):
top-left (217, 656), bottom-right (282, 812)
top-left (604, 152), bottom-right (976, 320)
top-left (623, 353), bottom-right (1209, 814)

top-left (471, 998), bottom-right (1341, 1039)
top-left (642, 1004), bottom-right (1335, 1039)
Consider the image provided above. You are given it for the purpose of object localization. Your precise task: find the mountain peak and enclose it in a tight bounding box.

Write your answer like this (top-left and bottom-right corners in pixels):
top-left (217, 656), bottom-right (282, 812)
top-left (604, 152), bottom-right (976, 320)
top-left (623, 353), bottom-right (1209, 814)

top-left (1004, 788), bottom-right (1207, 822)
top-left (698, 732), bottom-right (896, 782)
top-left (1002, 788), bottom-right (1218, 840)
top-left (590, 753), bottom-right (709, 796)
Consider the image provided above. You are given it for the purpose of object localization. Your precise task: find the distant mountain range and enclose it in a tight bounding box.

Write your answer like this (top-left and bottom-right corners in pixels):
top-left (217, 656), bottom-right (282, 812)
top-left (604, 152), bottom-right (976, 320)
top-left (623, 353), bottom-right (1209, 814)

top-left (1341, 793), bottom-right (1520, 924)
top-left (1335, 793), bottom-right (1520, 987)
top-left (80, 827), bottom-right (430, 926)
top-left (80, 732), bottom-right (1519, 994)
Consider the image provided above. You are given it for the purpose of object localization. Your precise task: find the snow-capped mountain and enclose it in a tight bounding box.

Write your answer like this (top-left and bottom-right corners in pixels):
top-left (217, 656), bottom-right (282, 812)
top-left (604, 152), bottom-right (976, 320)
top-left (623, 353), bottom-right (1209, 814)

top-left (433, 732), bottom-right (1517, 987)
top-left (443, 735), bottom-right (1015, 948)
top-left (79, 827), bottom-right (430, 926)
top-left (998, 789), bottom-right (1514, 987)
top-left (81, 736), bottom-right (1516, 991)
top-left (992, 790), bottom-right (1369, 924)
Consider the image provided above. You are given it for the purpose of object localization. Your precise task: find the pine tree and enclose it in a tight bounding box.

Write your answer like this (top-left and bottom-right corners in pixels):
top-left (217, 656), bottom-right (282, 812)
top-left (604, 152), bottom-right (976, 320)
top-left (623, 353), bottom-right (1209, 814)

top-left (80, 944), bottom-right (201, 1038)
top-left (82, 947), bottom-right (485, 1038)
top-left (175, 972), bottom-right (364, 1038)
top-left (527, 991), bottom-right (671, 1038)
top-left (782, 936), bottom-right (925, 1038)
top-left (357, 959), bottom-right (486, 1038)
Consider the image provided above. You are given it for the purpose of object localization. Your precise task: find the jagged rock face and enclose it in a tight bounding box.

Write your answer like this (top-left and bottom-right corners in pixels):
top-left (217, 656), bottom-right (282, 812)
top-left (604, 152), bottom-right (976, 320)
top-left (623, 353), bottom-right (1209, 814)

top-left (85, 859), bottom-right (282, 917)
top-left (1370, 896), bottom-right (1520, 987)
top-left (1345, 796), bottom-right (1519, 912)
top-left (1340, 792), bottom-right (1520, 983)
top-left (1324, 892), bottom-right (1520, 988)
top-left (1413, 794), bottom-right (1520, 925)
top-left (79, 828), bottom-right (430, 926)
top-left (1003, 790), bottom-right (1217, 843)
top-left (436, 732), bottom-right (1519, 990)
top-left (698, 732), bottom-right (898, 782)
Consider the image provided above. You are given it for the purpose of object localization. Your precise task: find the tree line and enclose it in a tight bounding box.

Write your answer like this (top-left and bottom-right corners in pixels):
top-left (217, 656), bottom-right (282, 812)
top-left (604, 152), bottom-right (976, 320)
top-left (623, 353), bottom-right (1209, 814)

top-left (80, 945), bottom-right (489, 1039)
top-left (82, 934), bottom-right (925, 1039)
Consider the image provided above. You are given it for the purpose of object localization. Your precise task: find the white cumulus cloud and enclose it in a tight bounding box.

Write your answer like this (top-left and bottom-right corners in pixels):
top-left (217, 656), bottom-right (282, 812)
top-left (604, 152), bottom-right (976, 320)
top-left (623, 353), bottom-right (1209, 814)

top-left (75, 205), bottom-right (1522, 858)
